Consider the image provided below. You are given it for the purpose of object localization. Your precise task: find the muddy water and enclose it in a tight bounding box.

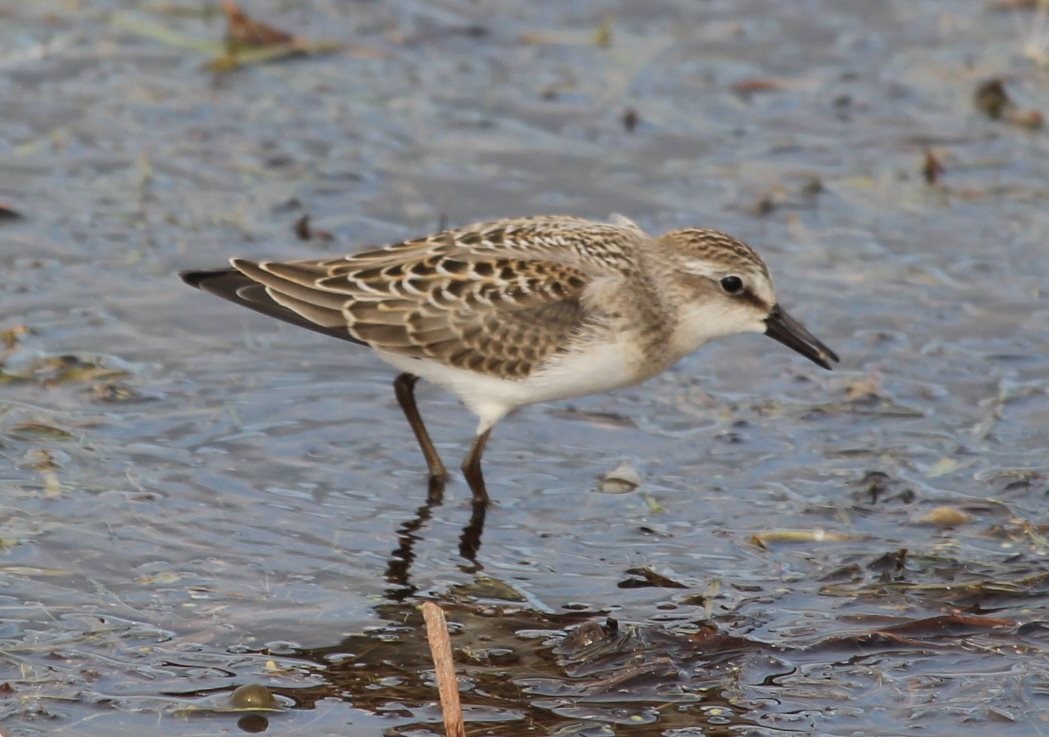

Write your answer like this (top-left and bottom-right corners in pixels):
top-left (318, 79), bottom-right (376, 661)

top-left (2, 1), bottom-right (1048, 735)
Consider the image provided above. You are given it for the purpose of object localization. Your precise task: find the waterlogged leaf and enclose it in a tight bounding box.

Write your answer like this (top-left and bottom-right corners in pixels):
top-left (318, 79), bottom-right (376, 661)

top-left (593, 16), bottom-right (615, 47)
top-left (207, 37), bottom-right (343, 72)
top-left (751, 529), bottom-right (860, 549)
top-left (1, 324), bottom-right (30, 348)
top-left (812, 613), bottom-right (1015, 651)
top-left (924, 457), bottom-right (960, 478)
top-left (916, 506), bottom-right (972, 527)
top-left (446, 574), bottom-right (527, 603)
top-left (27, 355), bottom-right (128, 385)
top-left (139, 571), bottom-right (190, 585)
top-left (87, 382), bottom-right (142, 402)
top-left (221, 0), bottom-right (294, 52)
top-left (22, 448), bottom-right (58, 471)
top-left (207, 0), bottom-right (343, 71)
top-left (599, 462), bottom-right (641, 493)
top-left (12, 423), bottom-right (75, 441)
top-left (0, 565), bottom-right (71, 576)
top-left (844, 373), bottom-right (882, 401)
top-left (618, 567), bottom-right (688, 589)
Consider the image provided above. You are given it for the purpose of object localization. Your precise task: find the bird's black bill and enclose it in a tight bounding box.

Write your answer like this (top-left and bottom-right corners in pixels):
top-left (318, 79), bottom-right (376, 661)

top-left (764, 304), bottom-right (839, 370)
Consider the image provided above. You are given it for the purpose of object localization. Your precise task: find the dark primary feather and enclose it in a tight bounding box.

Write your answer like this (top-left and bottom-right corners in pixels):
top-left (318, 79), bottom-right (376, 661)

top-left (178, 268), bottom-right (364, 345)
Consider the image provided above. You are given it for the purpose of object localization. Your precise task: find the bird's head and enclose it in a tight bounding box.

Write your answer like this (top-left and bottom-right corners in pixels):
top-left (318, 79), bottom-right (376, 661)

top-left (662, 227), bottom-right (839, 369)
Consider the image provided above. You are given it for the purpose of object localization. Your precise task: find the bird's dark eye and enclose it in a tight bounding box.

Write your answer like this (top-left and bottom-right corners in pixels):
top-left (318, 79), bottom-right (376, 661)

top-left (719, 275), bottom-right (744, 294)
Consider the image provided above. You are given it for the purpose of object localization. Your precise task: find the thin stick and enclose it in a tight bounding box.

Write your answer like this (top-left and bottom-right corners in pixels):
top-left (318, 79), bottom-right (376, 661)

top-left (421, 601), bottom-right (466, 737)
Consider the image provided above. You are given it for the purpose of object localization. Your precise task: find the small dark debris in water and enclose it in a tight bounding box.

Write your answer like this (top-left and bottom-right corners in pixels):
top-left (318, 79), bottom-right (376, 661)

top-left (752, 193), bottom-right (776, 216)
top-left (263, 153), bottom-right (294, 169)
top-left (23, 448), bottom-right (59, 473)
top-left (87, 382), bottom-right (142, 402)
top-left (833, 93), bottom-right (853, 120)
top-left (593, 16), bottom-right (614, 48)
top-left (732, 77), bottom-right (786, 98)
top-left (618, 567), bottom-right (688, 590)
top-left (715, 429), bottom-right (746, 444)
top-left (272, 197), bottom-right (303, 213)
top-left (868, 548), bottom-right (908, 575)
top-left (819, 562), bottom-right (864, 583)
top-left (229, 683), bottom-right (279, 710)
top-left (853, 470), bottom-right (915, 505)
top-left (974, 78), bottom-right (1045, 129)
top-left (974, 78), bottom-right (1010, 118)
top-left (20, 354), bottom-right (128, 387)
top-left (222, 0), bottom-right (293, 52)
top-left (1, 324), bottom-right (30, 350)
top-left (800, 176), bottom-right (823, 197)
top-left (921, 148), bottom-right (945, 184)
top-left (637, 523), bottom-right (672, 537)
top-left (551, 406), bottom-right (635, 427)
top-left (1007, 108), bottom-right (1045, 129)
top-left (557, 618), bottom-right (620, 654)
top-left (1016, 621), bottom-right (1049, 641)
top-left (209, 0), bottom-right (343, 72)
top-left (293, 214), bottom-right (334, 243)
top-left (459, 646), bottom-right (520, 666)
top-left (621, 107), bottom-right (639, 132)
top-left (0, 203), bottom-right (23, 220)
top-left (844, 372), bottom-right (882, 401)
top-left (457, 25), bottom-right (489, 38)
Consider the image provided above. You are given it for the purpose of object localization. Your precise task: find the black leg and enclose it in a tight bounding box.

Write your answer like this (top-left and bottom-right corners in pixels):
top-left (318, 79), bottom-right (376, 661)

top-left (393, 373), bottom-right (448, 481)
top-left (461, 428), bottom-right (492, 505)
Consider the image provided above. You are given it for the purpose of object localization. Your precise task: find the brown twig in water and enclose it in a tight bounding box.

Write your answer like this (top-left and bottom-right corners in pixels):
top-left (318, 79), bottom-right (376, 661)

top-left (421, 601), bottom-right (466, 737)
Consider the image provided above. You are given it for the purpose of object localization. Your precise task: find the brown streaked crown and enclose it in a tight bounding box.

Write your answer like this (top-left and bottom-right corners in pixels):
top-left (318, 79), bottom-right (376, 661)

top-left (661, 227), bottom-right (771, 280)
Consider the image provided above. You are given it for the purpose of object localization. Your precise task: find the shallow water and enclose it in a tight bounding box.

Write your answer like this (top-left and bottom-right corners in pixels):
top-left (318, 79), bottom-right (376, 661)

top-left (2, 1), bottom-right (1048, 735)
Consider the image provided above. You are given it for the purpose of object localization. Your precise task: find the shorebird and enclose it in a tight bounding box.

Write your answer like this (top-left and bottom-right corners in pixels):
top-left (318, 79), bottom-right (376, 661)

top-left (181, 214), bottom-right (838, 503)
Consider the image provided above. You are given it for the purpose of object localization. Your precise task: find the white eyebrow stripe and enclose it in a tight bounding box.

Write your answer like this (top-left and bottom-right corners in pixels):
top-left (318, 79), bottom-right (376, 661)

top-left (682, 260), bottom-right (727, 279)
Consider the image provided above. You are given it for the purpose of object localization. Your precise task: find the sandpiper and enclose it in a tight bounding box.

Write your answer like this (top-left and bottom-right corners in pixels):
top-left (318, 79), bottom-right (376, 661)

top-left (181, 214), bottom-right (838, 503)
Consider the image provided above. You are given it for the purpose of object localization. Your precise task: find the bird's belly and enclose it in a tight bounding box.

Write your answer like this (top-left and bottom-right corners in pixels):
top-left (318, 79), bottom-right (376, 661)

top-left (521, 336), bottom-right (657, 404)
top-left (373, 335), bottom-right (656, 429)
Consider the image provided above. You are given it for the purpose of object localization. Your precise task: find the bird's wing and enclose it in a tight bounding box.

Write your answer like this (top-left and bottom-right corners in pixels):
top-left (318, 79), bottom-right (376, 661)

top-left (229, 216), bottom-right (643, 379)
